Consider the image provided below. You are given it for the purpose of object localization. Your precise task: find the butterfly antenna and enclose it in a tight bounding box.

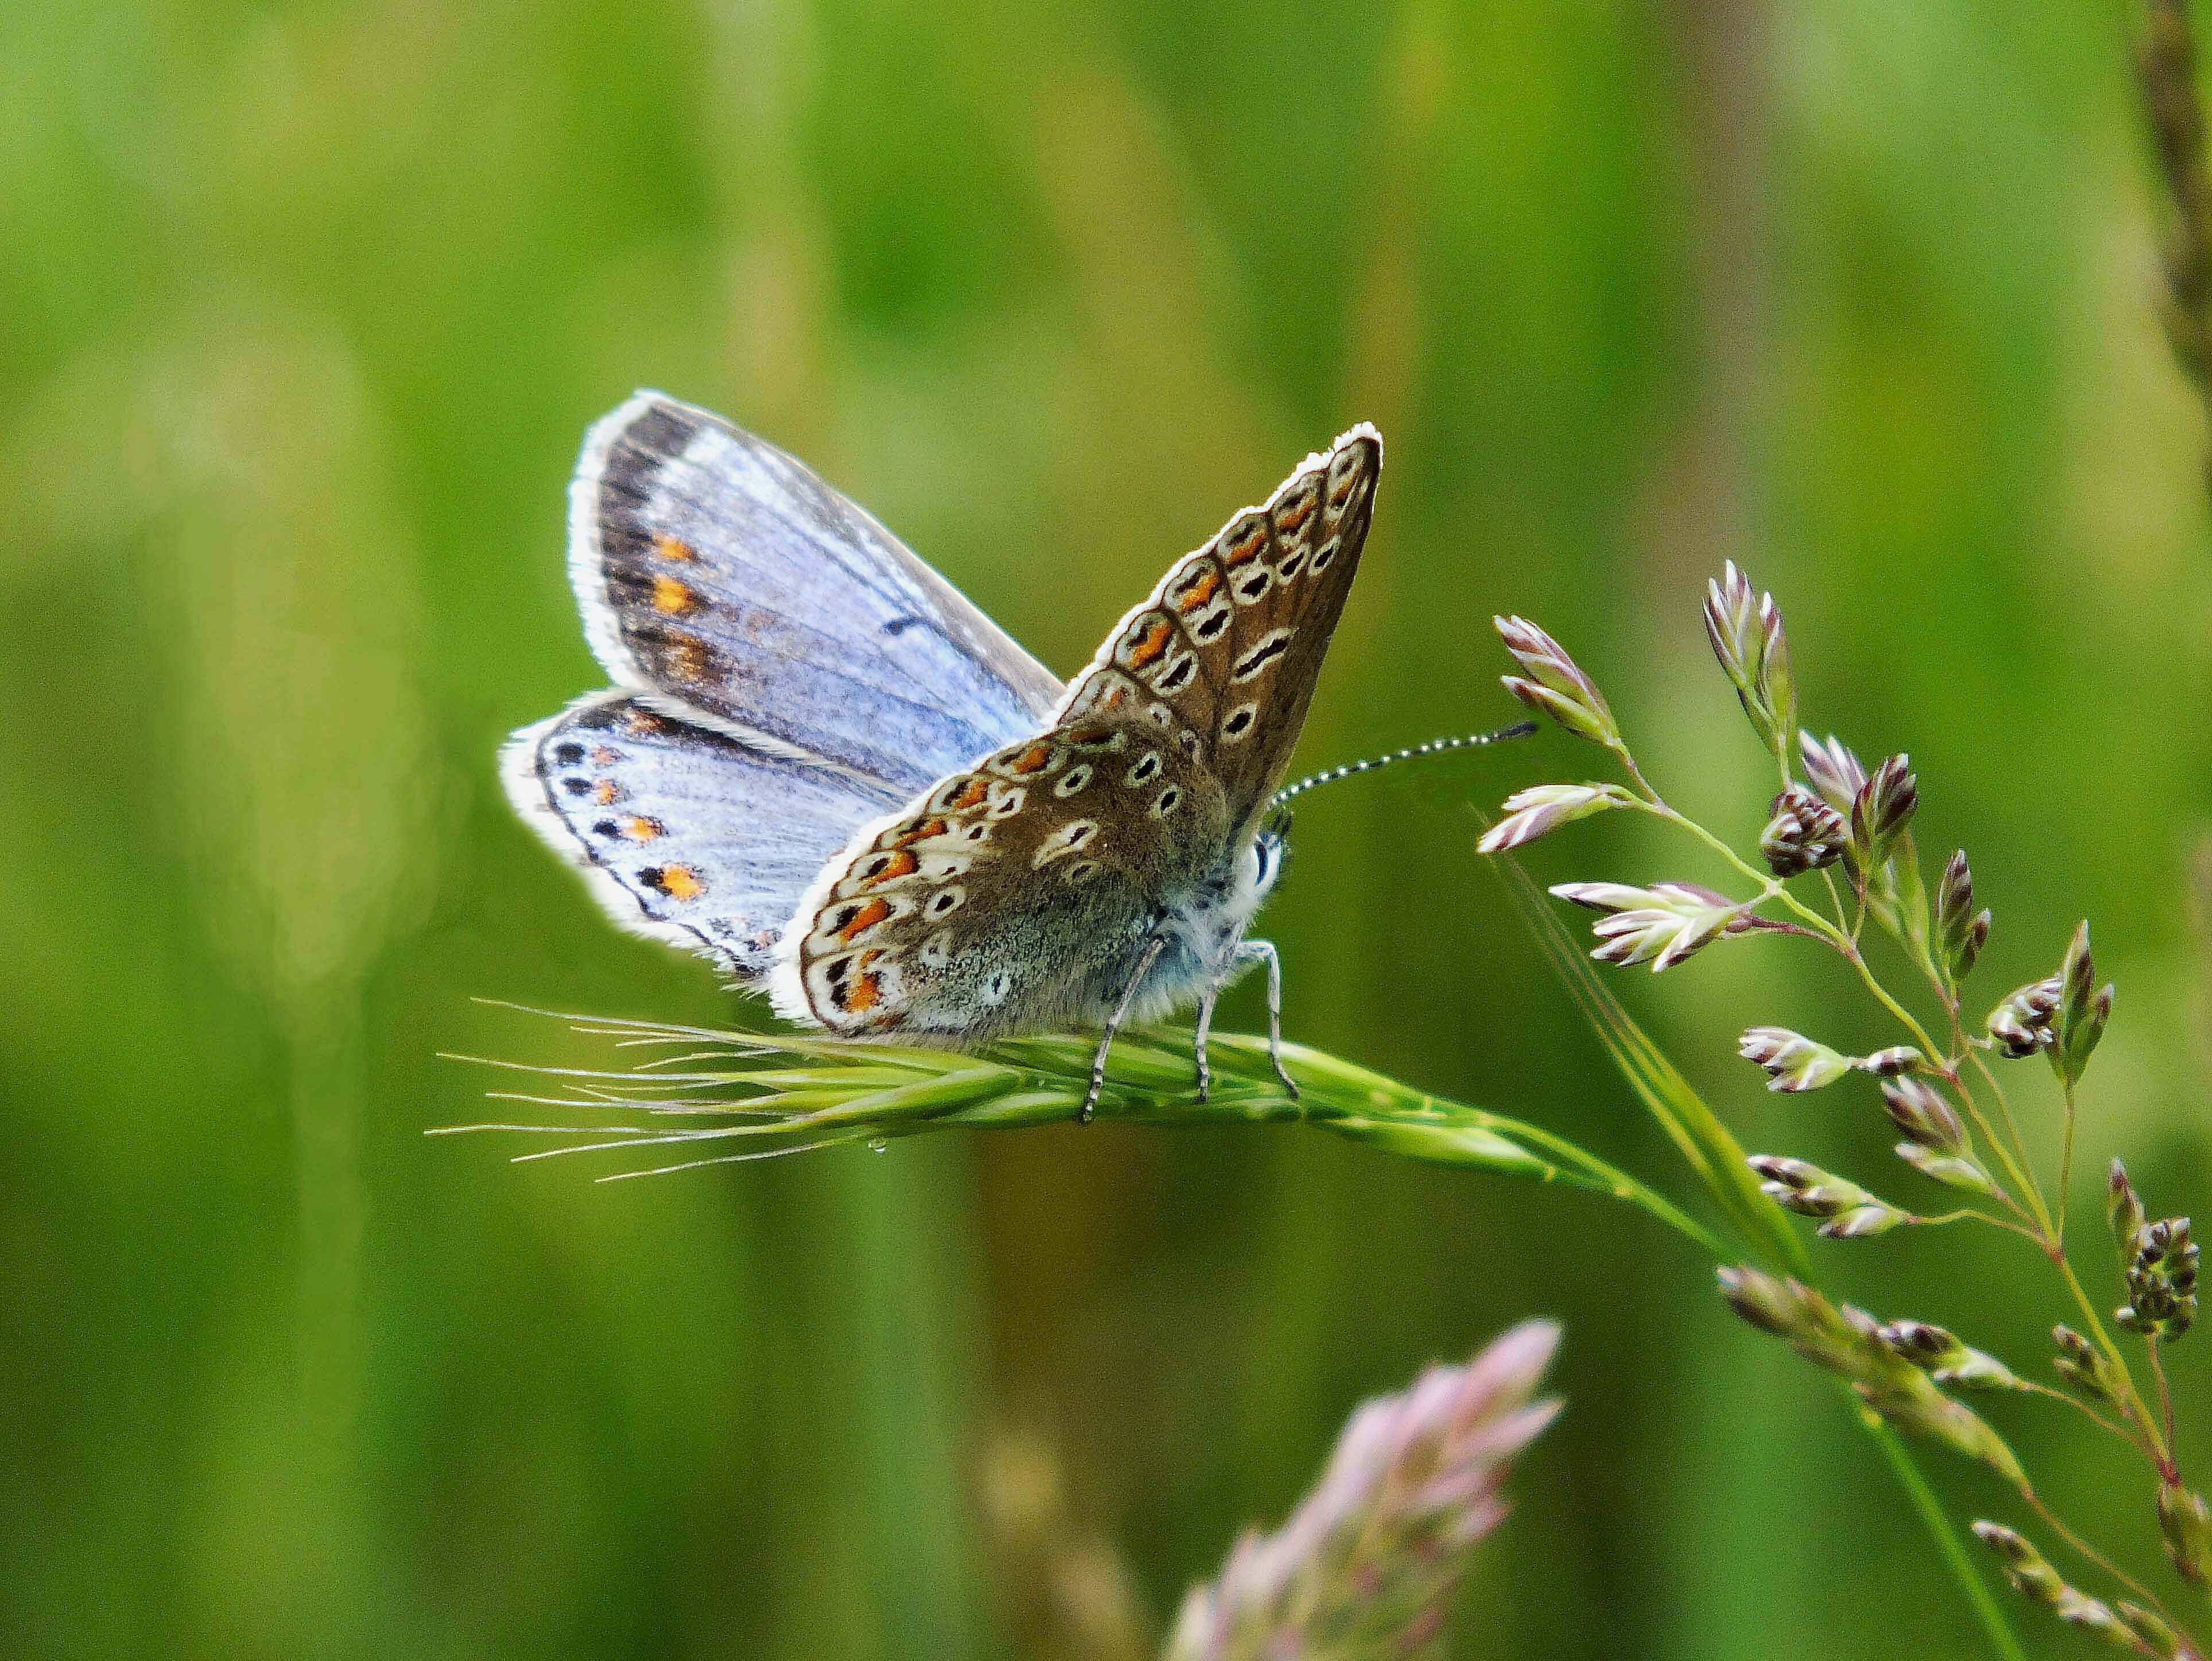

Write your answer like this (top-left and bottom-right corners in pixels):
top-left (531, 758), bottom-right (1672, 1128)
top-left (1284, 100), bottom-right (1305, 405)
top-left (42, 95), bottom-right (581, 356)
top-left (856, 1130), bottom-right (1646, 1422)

top-left (1270, 721), bottom-right (1537, 809)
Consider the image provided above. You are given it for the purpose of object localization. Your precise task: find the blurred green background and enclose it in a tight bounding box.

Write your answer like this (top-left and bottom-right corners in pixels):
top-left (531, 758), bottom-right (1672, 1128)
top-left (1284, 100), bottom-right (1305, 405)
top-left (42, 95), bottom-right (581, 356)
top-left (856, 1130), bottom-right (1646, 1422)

top-left (7, 0), bottom-right (2212, 1655)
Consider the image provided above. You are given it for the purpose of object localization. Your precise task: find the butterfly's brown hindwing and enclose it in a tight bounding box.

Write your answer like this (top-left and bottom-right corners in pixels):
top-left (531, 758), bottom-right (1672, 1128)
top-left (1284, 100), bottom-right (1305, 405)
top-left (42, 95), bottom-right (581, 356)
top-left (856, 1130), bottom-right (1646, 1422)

top-left (1054, 425), bottom-right (1380, 836)
top-left (789, 721), bottom-right (1230, 1038)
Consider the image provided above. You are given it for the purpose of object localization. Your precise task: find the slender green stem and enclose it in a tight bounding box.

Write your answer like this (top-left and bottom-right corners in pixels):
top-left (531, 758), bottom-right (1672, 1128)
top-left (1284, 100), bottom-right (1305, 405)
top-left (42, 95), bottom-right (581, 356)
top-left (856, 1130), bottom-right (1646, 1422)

top-left (1966, 1051), bottom-right (2043, 1222)
top-left (1858, 1408), bottom-right (2031, 1661)
top-left (2021, 1483), bottom-right (2184, 1635)
top-left (1610, 743), bottom-right (1671, 809)
top-left (1474, 1112), bottom-right (1734, 1260)
top-left (2058, 1080), bottom-right (2079, 1249)
top-left (1914, 1208), bottom-right (2046, 1245)
top-left (2151, 1338), bottom-right (2178, 1460)
top-left (2052, 1252), bottom-right (2172, 1475)
top-left (2017, 1379), bottom-right (2152, 1455)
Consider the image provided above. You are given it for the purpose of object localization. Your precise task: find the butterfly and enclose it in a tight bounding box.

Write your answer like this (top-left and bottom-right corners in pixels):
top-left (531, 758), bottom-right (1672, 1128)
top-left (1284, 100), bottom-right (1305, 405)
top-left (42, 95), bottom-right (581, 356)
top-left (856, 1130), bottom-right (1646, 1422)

top-left (503, 391), bottom-right (1380, 1119)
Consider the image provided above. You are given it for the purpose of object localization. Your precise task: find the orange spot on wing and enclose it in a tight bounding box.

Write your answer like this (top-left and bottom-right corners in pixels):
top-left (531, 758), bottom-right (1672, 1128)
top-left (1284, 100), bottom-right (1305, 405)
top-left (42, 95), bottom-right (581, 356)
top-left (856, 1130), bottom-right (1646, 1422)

top-left (592, 780), bottom-right (623, 805)
top-left (1010, 743), bottom-right (1052, 774)
top-left (1174, 568), bottom-right (1221, 611)
top-left (947, 778), bottom-right (989, 811)
top-left (590, 746), bottom-right (620, 764)
top-left (619, 708), bottom-right (665, 735)
top-left (652, 533), bottom-right (698, 562)
top-left (643, 863), bottom-right (703, 900)
top-left (839, 897), bottom-right (892, 942)
top-left (651, 574), bottom-right (701, 615)
top-left (661, 634), bottom-right (714, 686)
top-left (1274, 491), bottom-right (1317, 534)
top-left (893, 817), bottom-right (948, 847)
top-left (1125, 617), bottom-right (1173, 668)
top-left (1225, 519), bottom-right (1268, 565)
top-left (843, 971), bottom-right (881, 1014)
top-left (618, 814), bottom-right (665, 841)
top-left (865, 849), bottom-right (919, 886)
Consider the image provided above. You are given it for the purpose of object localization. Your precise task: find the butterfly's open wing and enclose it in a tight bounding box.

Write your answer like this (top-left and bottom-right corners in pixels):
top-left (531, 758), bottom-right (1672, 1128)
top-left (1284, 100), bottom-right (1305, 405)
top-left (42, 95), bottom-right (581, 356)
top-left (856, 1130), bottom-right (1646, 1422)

top-left (571, 391), bottom-right (1064, 792)
top-left (503, 691), bottom-right (904, 980)
top-left (1051, 425), bottom-right (1380, 835)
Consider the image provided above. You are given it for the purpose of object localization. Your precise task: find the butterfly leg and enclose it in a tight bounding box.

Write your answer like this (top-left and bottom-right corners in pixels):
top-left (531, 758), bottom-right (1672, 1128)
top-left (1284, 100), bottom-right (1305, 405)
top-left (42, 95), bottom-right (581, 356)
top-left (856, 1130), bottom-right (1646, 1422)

top-left (1083, 934), bottom-right (1168, 1124)
top-left (1233, 938), bottom-right (1299, 1099)
top-left (1192, 987), bottom-right (1218, 1104)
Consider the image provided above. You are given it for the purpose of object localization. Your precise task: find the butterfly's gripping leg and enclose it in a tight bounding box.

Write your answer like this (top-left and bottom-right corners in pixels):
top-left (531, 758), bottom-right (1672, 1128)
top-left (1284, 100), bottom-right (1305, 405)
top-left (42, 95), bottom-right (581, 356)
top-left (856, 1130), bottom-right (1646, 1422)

top-left (1083, 934), bottom-right (1168, 1124)
top-left (1192, 988), bottom-right (1219, 1104)
top-left (1233, 938), bottom-right (1299, 1099)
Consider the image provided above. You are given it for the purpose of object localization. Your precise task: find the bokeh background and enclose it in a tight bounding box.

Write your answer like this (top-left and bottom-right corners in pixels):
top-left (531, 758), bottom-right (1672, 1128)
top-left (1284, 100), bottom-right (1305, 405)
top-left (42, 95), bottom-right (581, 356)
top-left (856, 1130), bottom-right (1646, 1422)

top-left (7, 1), bottom-right (2212, 1655)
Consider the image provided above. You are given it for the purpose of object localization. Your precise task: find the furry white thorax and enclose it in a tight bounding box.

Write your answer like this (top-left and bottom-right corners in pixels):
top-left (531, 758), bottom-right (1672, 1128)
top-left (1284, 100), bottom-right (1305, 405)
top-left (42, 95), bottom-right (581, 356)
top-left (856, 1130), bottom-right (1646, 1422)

top-left (1118, 832), bottom-right (1282, 1026)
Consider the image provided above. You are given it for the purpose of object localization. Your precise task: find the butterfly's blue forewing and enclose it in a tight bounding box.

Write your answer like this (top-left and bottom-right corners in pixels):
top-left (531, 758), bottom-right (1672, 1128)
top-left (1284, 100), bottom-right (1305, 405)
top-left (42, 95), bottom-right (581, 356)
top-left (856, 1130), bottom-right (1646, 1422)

top-left (569, 391), bottom-right (1061, 790)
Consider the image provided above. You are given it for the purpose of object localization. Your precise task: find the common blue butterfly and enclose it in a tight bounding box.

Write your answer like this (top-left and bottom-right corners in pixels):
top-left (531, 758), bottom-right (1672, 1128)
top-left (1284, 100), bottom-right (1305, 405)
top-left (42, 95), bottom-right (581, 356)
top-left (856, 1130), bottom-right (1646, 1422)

top-left (503, 393), bottom-right (1380, 1117)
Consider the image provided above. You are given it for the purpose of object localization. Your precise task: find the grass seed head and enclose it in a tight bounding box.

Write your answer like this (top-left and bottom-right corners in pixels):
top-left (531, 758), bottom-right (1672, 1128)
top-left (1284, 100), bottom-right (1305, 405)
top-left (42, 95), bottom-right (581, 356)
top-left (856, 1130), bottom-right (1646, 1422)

top-left (1495, 616), bottom-right (1619, 748)
top-left (1760, 785), bottom-right (1846, 876)
top-left (1738, 1026), bottom-right (1850, 1092)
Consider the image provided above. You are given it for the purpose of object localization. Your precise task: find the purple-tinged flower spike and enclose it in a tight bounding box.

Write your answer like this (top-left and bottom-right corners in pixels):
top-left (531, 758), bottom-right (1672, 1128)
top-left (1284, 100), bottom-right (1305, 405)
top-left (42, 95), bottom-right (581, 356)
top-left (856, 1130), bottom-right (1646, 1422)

top-left (2162, 1481), bottom-right (2212, 1586)
top-left (1703, 563), bottom-right (1798, 756)
top-left (1477, 784), bottom-right (1625, 853)
top-left (1749, 1156), bottom-right (1909, 1237)
top-left (1877, 1321), bottom-right (2026, 1392)
top-left (1936, 850), bottom-right (1992, 983)
top-left (1760, 786), bottom-right (1846, 876)
top-left (1738, 1026), bottom-right (1850, 1092)
top-left (2052, 1326), bottom-right (2125, 1406)
top-left (1799, 731), bottom-right (1870, 816)
top-left (2054, 921), bottom-right (2116, 1088)
top-left (1161, 1321), bottom-right (1562, 1661)
top-left (1551, 881), bottom-right (1741, 972)
top-left (2121, 1217), bottom-right (2198, 1341)
top-left (1849, 755), bottom-right (1919, 879)
top-left (1971, 1523), bottom-right (2142, 1650)
top-left (1988, 976), bottom-right (2062, 1058)
top-left (1495, 616), bottom-right (1619, 748)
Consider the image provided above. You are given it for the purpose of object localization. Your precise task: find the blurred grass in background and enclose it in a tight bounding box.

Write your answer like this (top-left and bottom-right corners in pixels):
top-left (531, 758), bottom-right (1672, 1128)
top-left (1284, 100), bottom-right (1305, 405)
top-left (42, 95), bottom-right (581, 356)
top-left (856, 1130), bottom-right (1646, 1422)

top-left (4, 0), bottom-right (2210, 1655)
